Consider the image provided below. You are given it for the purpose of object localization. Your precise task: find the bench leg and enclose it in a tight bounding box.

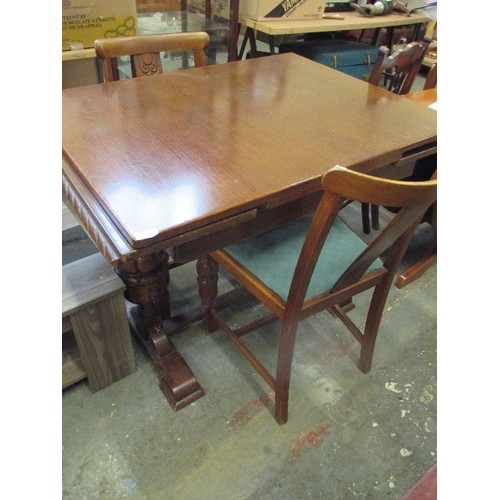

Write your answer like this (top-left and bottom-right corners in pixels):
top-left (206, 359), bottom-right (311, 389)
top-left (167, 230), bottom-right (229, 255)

top-left (117, 251), bottom-right (205, 410)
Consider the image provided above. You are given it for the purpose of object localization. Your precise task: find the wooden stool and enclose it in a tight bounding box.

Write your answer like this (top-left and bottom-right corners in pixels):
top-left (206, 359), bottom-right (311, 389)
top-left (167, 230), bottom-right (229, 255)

top-left (62, 249), bottom-right (136, 392)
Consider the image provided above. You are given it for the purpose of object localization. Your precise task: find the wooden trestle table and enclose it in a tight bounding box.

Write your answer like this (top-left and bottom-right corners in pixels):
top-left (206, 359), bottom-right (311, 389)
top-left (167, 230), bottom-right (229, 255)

top-left (62, 53), bottom-right (437, 411)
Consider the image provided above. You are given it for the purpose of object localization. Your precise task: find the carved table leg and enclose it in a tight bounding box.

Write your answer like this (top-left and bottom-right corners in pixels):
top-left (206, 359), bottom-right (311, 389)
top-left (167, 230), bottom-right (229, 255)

top-left (117, 251), bottom-right (205, 410)
top-left (197, 256), bottom-right (219, 332)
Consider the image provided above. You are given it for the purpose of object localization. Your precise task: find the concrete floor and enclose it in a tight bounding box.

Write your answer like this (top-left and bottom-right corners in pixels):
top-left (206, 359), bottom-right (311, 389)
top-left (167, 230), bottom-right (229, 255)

top-left (62, 202), bottom-right (437, 499)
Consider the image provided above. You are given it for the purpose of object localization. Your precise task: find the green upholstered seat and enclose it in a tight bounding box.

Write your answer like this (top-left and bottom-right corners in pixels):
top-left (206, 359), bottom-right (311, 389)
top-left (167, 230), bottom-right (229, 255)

top-left (224, 215), bottom-right (382, 301)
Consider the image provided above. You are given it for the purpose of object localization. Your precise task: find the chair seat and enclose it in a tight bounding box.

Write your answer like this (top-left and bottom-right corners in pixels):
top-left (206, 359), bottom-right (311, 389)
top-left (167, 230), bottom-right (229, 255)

top-left (224, 215), bottom-right (382, 300)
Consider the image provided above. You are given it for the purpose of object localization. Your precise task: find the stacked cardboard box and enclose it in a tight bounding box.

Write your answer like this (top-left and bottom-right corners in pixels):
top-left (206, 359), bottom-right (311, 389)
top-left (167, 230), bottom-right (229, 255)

top-left (62, 0), bottom-right (138, 50)
top-left (240, 0), bottom-right (325, 21)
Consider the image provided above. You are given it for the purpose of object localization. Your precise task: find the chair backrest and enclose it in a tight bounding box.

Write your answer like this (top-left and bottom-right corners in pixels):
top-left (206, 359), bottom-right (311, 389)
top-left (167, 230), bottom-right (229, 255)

top-left (286, 166), bottom-right (437, 315)
top-left (95, 31), bottom-right (210, 82)
top-left (423, 63), bottom-right (437, 90)
top-left (368, 36), bottom-right (432, 94)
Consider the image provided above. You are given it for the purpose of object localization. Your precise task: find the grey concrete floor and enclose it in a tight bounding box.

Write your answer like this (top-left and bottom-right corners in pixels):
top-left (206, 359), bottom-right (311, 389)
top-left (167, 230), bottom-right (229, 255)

top-left (62, 203), bottom-right (436, 499)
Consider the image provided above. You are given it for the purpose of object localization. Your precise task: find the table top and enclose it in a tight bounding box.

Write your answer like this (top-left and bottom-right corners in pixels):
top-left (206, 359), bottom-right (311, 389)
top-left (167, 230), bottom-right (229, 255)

top-left (239, 10), bottom-right (431, 36)
top-left (62, 53), bottom-right (436, 262)
top-left (405, 88), bottom-right (437, 107)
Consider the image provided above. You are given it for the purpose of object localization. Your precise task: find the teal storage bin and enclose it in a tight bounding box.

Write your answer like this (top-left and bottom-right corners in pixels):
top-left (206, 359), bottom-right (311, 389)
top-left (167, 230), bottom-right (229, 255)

top-left (279, 39), bottom-right (380, 81)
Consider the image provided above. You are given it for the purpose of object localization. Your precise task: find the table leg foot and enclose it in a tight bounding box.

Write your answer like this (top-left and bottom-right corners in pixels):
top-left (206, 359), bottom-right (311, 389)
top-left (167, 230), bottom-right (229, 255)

top-left (128, 316), bottom-right (206, 410)
top-left (118, 252), bottom-right (205, 410)
top-left (149, 322), bottom-right (205, 410)
top-left (157, 353), bottom-right (205, 411)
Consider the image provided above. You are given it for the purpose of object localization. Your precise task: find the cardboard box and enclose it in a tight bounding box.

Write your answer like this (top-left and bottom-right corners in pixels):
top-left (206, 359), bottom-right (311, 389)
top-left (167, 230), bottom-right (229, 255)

top-left (136, 0), bottom-right (182, 13)
top-left (188, 0), bottom-right (231, 20)
top-left (62, 0), bottom-right (138, 50)
top-left (240, 0), bottom-right (325, 21)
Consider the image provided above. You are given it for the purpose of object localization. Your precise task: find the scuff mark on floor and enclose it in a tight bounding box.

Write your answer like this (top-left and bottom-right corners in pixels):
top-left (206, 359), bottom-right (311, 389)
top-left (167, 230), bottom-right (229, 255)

top-left (226, 393), bottom-right (273, 429)
top-left (288, 422), bottom-right (331, 464)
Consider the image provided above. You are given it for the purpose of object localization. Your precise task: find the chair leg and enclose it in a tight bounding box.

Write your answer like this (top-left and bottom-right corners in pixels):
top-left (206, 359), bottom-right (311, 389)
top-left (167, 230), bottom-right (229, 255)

top-left (361, 203), bottom-right (371, 234)
top-left (358, 335), bottom-right (377, 373)
top-left (358, 282), bottom-right (391, 373)
top-left (274, 386), bottom-right (290, 425)
top-left (275, 361), bottom-right (292, 425)
top-left (358, 312), bottom-right (386, 373)
top-left (371, 204), bottom-right (380, 230)
top-left (274, 319), bottom-right (301, 425)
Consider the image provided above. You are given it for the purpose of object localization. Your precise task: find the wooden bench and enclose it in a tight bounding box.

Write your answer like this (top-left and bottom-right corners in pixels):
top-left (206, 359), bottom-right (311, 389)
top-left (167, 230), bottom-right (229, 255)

top-left (62, 205), bottom-right (136, 391)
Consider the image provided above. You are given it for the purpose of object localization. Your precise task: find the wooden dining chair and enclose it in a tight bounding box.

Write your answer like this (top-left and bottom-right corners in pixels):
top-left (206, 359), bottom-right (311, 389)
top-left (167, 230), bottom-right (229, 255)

top-left (94, 31), bottom-right (210, 82)
top-left (423, 63), bottom-right (437, 90)
top-left (395, 167), bottom-right (437, 288)
top-left (368, 36), bottom-right (432, 94)
top-left (359, 36), bottom-right (432, 235)
top-left (198, 166), bottom-right (437, 424)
